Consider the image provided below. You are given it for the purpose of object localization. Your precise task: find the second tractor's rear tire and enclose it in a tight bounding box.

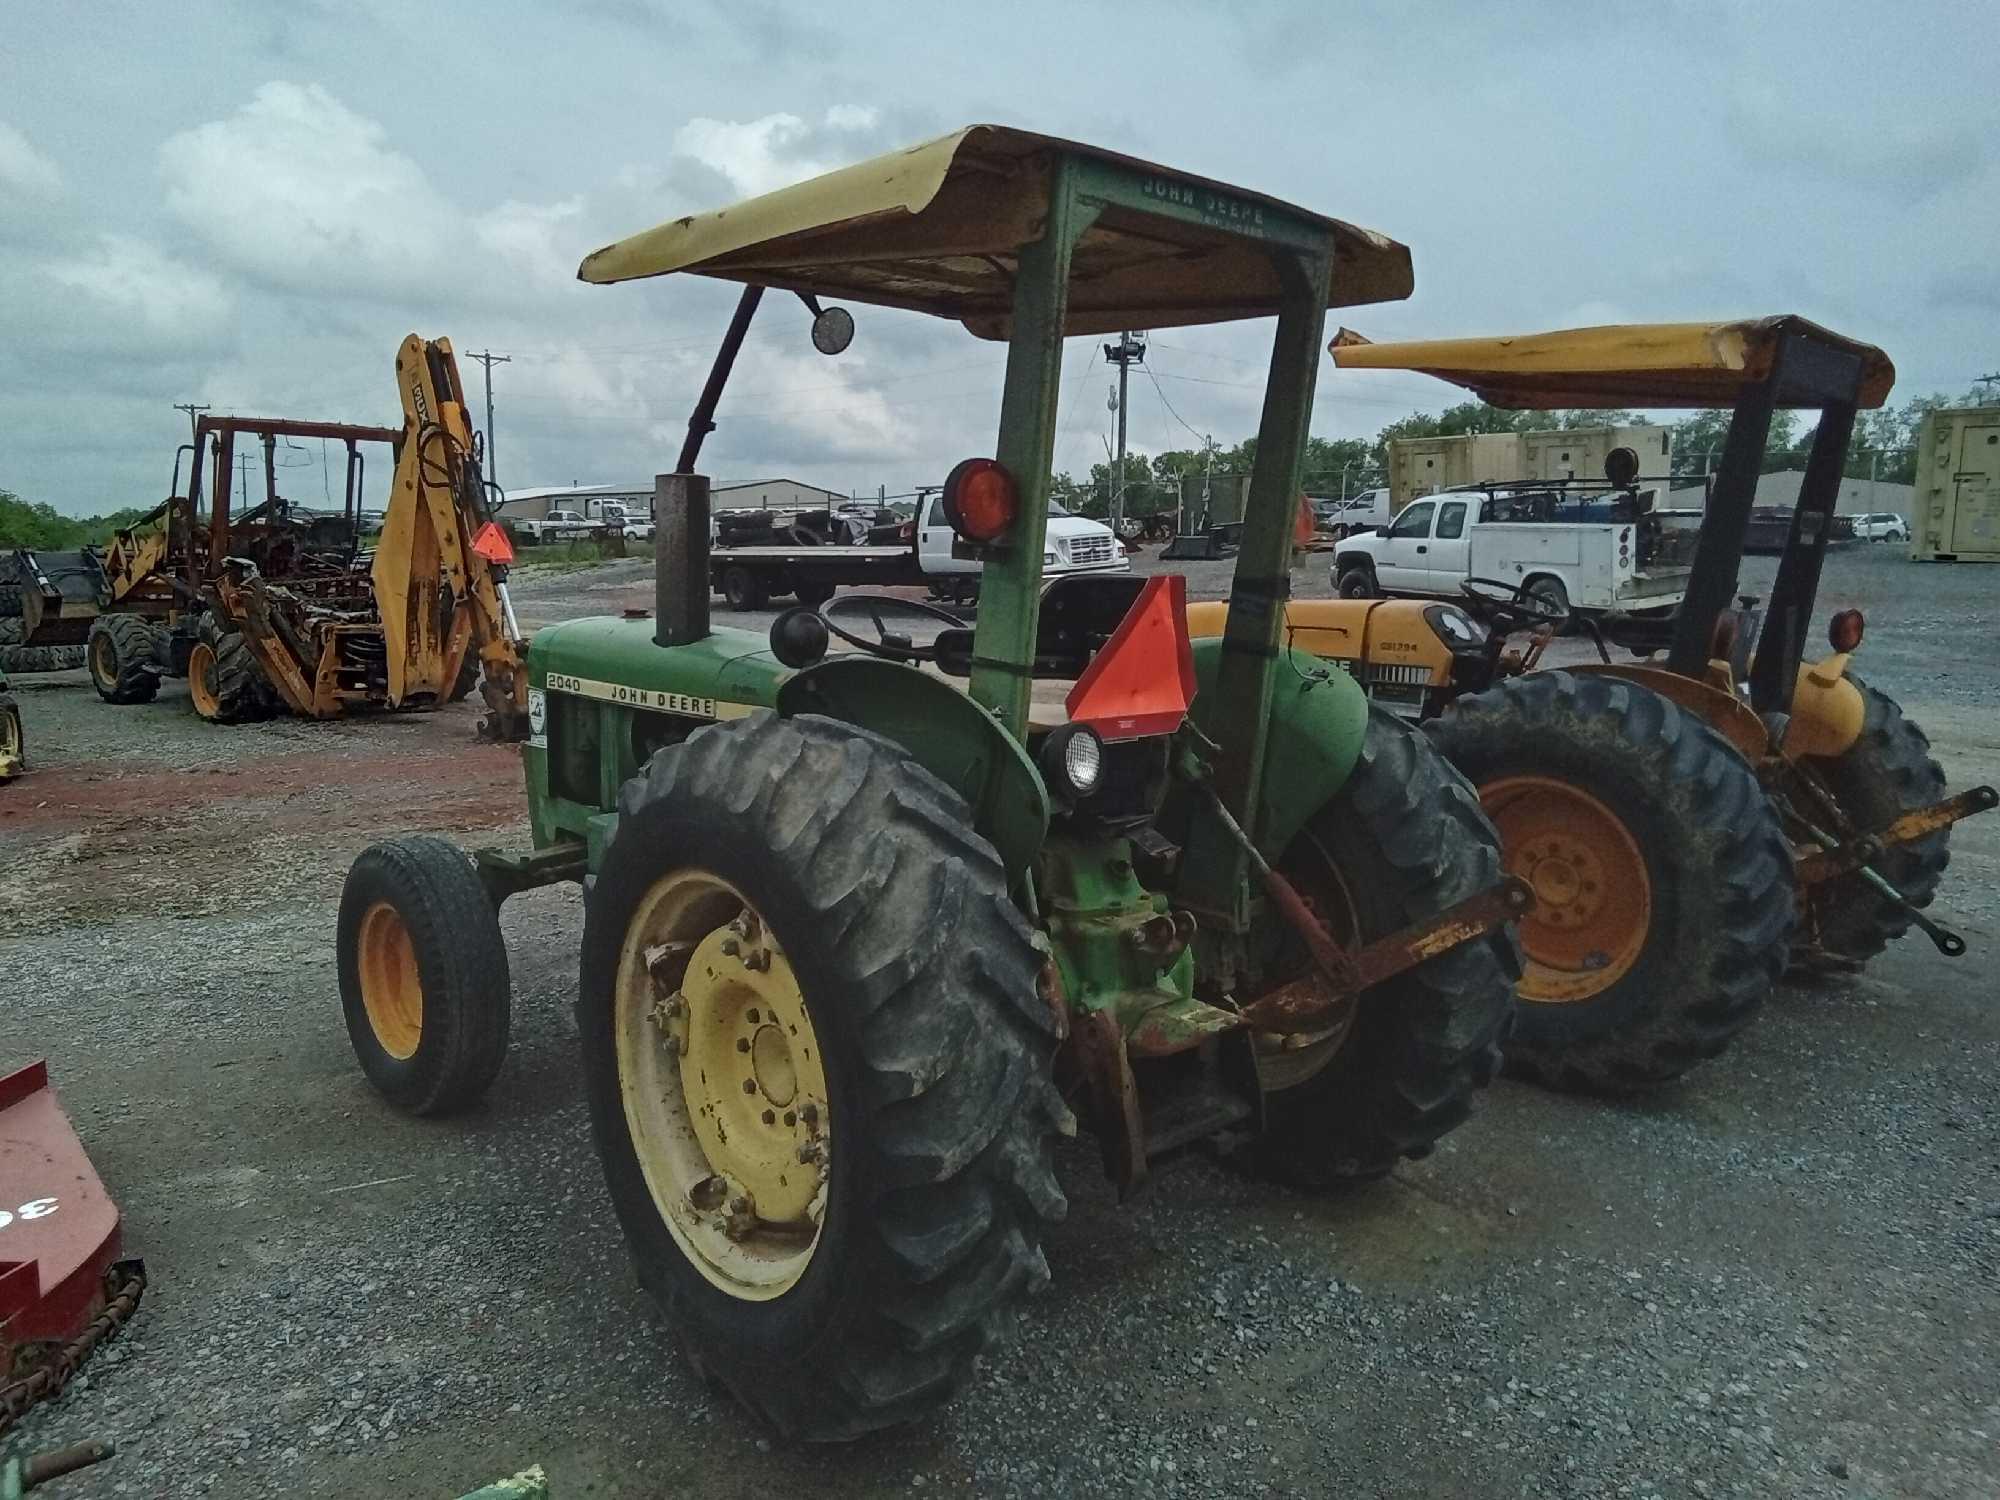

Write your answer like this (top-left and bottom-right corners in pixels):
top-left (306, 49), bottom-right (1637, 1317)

top-left (579, 713), bottom-right (1068, 1441)
top-left (1252, 706), bottom-right (1520, 1186)
top-left (721, 565), bottom-right (769, 611)
top-left (1425, 671), bottom-right (1797, 1093)
top-left (86, 615), bottom-right (161, 704)
top-left (1801, 676), bottom-right (1950, 961)
top-left (0, 691), bottom-right (22, 773)
top-left (190, 616), bottom-right (279, 723)
top-left (336, 835), bottom-right (511, 1117)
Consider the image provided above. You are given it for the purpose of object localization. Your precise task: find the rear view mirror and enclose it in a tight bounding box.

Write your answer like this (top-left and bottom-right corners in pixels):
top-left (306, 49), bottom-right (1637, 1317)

top-left (811, 305), bottom-right (854, 356)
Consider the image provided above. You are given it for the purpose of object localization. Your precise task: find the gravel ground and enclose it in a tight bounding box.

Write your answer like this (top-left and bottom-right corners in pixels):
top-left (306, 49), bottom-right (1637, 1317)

top-left (2, 545), bottom-right (1996, 1499)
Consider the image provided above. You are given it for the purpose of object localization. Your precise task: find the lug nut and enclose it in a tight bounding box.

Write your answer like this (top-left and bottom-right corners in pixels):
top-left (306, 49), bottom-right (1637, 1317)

top-left (742, 1079), bottom-right (757, 1095)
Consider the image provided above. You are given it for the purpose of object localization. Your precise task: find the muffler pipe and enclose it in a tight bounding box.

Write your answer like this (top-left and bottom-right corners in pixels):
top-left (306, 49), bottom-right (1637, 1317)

top-left (655, 471), bottom-right (711, 646)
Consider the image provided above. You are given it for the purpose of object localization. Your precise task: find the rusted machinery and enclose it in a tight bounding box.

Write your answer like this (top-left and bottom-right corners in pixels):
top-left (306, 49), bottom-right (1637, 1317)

top-left (71, 338), bottom-right (529, 738)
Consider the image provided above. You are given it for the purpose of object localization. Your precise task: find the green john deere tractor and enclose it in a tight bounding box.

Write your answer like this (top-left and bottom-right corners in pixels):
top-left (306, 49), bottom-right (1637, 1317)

top-left (335, 126), bottom-right (1527, 1440)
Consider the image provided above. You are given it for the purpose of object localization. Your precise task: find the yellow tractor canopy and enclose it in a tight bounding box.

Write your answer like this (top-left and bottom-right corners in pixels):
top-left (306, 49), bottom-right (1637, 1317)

top-left (578, 124), bottom-right (1413, 338)
top-left (1328, 316), bottom-right (1894, 410)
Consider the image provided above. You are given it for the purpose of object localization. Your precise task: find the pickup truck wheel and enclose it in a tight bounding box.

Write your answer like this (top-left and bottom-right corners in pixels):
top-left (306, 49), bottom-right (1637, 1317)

top-left (721, 566), bottom-right (769, 611)
top-left (1251, 707), bottom-right (1519, 1185)
top-left (1425, 671), bottom-right (1795, 1092)
top-left (1524, 576), bottom-right (1570, 618)
top-left (581, 713), bottom-right (1067, 1440)
top-left (1336, 567), bottom-right (1377, 599)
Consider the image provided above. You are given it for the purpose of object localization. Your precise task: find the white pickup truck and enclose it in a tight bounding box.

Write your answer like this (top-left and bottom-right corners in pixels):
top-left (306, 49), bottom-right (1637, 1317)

top-left (1330, 488), bottom-right (1691, 616)
top-left (711, 493), bottom-right (1127, 609)
top-left (509, 507), bottom-right (615, 544)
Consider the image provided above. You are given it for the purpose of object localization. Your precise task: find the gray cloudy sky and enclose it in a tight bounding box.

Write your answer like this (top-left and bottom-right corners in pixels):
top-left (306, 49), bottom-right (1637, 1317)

top-left (3, 0), bottom-right (1994, 515)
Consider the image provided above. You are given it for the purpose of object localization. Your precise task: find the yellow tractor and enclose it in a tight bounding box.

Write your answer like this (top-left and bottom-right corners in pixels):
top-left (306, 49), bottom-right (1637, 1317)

top-left (74, 337), bottom-right (530, 739)
top-left (1194, 317), bottom-right (1997, 1091)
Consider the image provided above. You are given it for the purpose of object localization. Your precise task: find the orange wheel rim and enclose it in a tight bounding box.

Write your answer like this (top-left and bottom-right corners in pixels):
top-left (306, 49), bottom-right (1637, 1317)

top-left (1481, 775), bottom-right (1651, 1003)
top-left (357, 901), bottom-right (423, 1059)
top-left (188, 642), bottom-right (221, 718)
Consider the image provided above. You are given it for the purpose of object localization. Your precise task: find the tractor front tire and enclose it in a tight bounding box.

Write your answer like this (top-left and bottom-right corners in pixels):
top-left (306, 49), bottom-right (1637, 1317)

top-left (86, 615), bottom-right (161, 704)
top-left (0, 690), bottom-right (22, 774)
top-left (1801, 677), bottom-right (1949, 961)
top-left (1425, 671), bottom-right (1796, 1092)
top-left (189, 617), bottom-right (280, 723)
top-left (579, 712), bottom-right (1068, 1441)
top-left (1253, 706), bottom-right (1520, 1187)
top-left (337, 835), bottom-right (511, 1116)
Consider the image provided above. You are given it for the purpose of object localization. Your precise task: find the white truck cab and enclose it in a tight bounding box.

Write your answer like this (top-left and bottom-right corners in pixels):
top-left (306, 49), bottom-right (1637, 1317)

top-left (919, 493), bottom-right (1126, 595)
top-left (1333, 488), bottom-right (1689, 615)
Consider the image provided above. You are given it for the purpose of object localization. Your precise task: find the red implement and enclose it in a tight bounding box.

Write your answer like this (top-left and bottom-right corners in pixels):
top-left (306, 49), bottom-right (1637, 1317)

top-left (0, 1062), bottom-right (122, 1382)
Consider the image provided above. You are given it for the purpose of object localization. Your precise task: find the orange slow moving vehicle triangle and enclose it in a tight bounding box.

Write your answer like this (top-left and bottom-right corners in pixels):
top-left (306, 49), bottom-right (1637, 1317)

top-left (1063, 574), bottom-right (1198, 740)
top-left (471, 521), bottom-right (516, 565)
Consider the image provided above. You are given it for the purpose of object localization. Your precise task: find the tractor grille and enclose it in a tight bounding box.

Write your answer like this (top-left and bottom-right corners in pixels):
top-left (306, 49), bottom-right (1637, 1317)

top-left (1364, 662), bottom-right (1434, 688)
top-left (1066, 535), bottom-right (1116, 566)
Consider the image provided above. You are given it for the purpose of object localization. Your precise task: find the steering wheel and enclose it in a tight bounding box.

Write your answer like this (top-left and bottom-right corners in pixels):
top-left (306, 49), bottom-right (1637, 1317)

top-left (1461, 576), bottom-right (1568, 632)
top-left (819, 592), bottom-right (968, 663)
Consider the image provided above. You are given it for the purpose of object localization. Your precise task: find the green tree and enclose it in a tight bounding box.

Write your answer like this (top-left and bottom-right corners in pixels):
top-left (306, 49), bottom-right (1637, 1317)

top-left (0, 491), bottom-right (150, 548)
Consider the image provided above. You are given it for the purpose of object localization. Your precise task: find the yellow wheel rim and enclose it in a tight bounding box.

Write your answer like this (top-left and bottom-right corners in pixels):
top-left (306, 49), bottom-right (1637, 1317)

top-left (1481, 776), bottom-right (1652, 1003)
top-left (89, 631), bottom-right (117, 689)
top-left (0, 707), bottom-right (19, 760)
top-left (356, 900), bottom-right (424, 1060)
top-left (1253, 827), bottom-right (1363, 1091)
top-left (188, 641), bottom-right (221, 719)
top-left (615, 870), bottom-right (830, 1301)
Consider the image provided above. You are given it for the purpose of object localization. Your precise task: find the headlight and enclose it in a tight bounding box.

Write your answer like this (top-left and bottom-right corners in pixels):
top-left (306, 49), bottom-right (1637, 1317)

top-left (1043, 550), bottom-right (1058, 565)
top-left (1423, 603), bottom-right (1488, 648)
top-left (1039, 723), bottom-right (1104, 800)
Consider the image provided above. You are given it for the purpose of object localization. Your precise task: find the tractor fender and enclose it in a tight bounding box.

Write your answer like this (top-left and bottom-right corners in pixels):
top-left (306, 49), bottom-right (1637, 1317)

top-left (776, 656), bottom-right (1049, 881)
top-left (1188, 635), bottom-right (1370, 856)
top-left (1780, 652), bottom-right (1864, 760)
top-left (1565, 662), bottom-right (1771, 763)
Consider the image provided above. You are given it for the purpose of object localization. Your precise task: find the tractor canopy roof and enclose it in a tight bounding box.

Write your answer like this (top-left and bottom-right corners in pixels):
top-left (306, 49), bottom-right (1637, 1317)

top-left (577, 124), bottom-right (1413, 338)
top-left (1328, 316), bottom-right (1894, 410)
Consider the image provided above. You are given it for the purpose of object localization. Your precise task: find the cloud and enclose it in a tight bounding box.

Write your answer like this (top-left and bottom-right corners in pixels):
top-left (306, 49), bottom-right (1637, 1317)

top-left (42, 234), bottom-right (231, 333)
top-left (158, 81), bottom-right (456, 295)
top-left (0, 122), bottom-right (62, 196)
top-left (1723, 91), bottom-right (1988, 204)
top-left (672, 106), bottom-right (884, 198)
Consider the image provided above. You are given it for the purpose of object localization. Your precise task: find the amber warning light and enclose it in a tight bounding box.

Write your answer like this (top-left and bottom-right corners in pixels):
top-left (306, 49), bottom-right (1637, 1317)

top-left (941, 457), bottom-right (1018, 543)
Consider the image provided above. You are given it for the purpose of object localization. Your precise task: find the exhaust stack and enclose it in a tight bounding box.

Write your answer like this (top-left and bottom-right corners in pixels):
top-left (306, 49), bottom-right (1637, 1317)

top-left (654, 472), bottom-right (711, 646)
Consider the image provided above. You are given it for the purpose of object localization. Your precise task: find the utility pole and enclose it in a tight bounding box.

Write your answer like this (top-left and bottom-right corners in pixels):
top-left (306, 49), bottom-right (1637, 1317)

top-left (468, 350), bottom-right (512, 487)
top-left (172, 402), bottom-right (210, 442)
top-left (1103, 331), bottom-right (1145, 532)
top-left (1976, 373), bottom-right (2000, 398)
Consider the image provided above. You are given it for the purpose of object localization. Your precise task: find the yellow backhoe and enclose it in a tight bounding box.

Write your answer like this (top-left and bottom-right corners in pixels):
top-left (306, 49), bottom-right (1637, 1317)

top-left (72, 336), bottom-right (530, 739)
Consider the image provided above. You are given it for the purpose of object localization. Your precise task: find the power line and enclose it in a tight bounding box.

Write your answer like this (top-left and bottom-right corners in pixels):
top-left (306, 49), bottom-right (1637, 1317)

top-left (1143, 363), bottom-right (1206, 445)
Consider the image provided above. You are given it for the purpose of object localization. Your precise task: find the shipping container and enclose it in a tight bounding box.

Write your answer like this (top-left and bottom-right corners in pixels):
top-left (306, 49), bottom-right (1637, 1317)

top-left (1387, 425), bottom-right (1671, 511)
top-left (1911, 405), bottom-right (2000, 562)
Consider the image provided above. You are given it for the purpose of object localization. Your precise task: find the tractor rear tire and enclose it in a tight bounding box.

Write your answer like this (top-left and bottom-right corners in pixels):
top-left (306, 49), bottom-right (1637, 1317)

top-left (1252, 706), bottom-right (1520, 1187)
top-left (721, 566), bottom-right (769, 611)
top-left (0, 618), bottom-right (86, 674)
top-left (86, 615), bottom-right (161, 704)
top-left (1801, 676), bottom-right (1949, 961)
top-left (579, 712), bottom-right (1068, 1441)
top-left (190, 617), bottom-right (280, 723)
top-left (337, 835), bottom-right (511, 1117)
top-left (1425, 671), bottom-right (1796, 1093)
